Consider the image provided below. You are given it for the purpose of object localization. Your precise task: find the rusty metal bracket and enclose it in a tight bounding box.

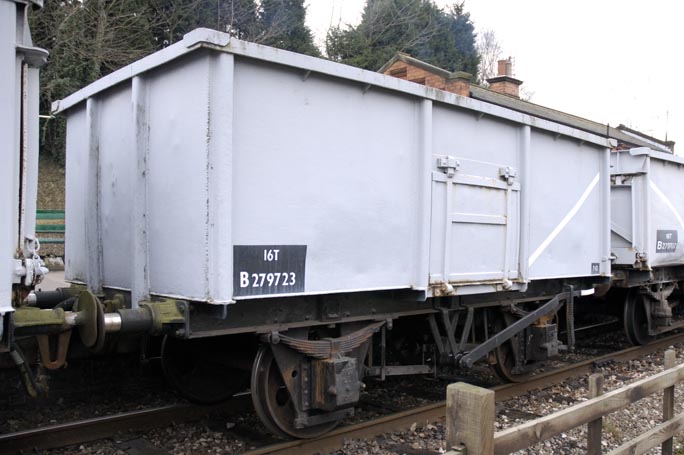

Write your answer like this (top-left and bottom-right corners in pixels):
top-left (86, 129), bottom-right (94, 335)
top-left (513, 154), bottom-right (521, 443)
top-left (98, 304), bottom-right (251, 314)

top-left (457, 292), bottom-right (570, 368)
top-left (36, 330), bottom-right (72, 369)
top-left (565, 285), bottom-right (575, 350)
top-left (427, 308), bottom-right (466, 362)
top-left (141, 299), bottom-right (187, 334)
top-left (266, 320), bottom-right (385, 359)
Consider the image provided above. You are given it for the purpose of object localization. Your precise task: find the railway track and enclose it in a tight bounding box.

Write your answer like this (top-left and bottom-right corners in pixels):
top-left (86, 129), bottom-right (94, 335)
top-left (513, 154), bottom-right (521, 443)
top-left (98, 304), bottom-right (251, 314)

top-left (244, 332), bottom-right (684, 455)
top-left (2, 333), bottom-right (683, 454)
top-left (0, 395), bottom-right (252, 454)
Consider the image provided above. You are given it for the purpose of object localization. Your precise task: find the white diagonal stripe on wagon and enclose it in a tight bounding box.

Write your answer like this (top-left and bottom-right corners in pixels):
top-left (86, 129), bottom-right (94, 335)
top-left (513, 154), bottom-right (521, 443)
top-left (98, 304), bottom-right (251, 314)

top-left (649, 179), bottom-right (684, 232)
top-left (528, 172), bottom-right (600, 268)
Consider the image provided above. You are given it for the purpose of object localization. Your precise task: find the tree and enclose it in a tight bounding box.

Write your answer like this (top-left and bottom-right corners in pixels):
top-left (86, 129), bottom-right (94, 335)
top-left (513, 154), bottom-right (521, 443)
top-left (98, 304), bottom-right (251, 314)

top-left (146, 0), bottom-right (318, 55)
top-left (326, 0), bottom-right (478, 74)
top-left (474, 29), bottom-right (533, 100)
top-left (30, 0), bottom-right (158, 162)
top-left (476, 29), bottom-right (501, 85)
top-left (28, 0), bottom-right (320, 162)
top-left (148, 0), bottom-right (259, 46)
top-left (258, 0), bottom-right (320, 56)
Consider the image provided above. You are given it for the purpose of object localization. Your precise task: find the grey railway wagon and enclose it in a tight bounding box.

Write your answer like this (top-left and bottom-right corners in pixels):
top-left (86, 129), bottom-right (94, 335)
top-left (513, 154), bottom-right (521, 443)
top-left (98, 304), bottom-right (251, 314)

top-left (610, 147), bottom-right (684, 346)
top-left (611, 148), bottom-right (684, 269)
top-left (10, 22), bottom-right (676, 441)
top-left (1, 0), bottom-right (47, 319)
top-left (55, 29), bottom-right (612, 306)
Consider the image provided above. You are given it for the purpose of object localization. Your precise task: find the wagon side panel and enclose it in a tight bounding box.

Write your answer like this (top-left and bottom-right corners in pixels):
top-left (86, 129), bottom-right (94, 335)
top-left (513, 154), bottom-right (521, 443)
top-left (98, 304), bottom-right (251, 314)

top-left (429, 107), bottom-right (521, 290)
top-left (64, 107), bottom-right (89, 283)
top-left (646, 157), bottom-right (684, 267)
top-left (527, 131), bottom-right (606, 280)
top-left (97, 86), bottom-right (135, 289)
top-left (230, 59), bottom-right (424, 299)
top-left (146, 54), bottom-right (212, 300)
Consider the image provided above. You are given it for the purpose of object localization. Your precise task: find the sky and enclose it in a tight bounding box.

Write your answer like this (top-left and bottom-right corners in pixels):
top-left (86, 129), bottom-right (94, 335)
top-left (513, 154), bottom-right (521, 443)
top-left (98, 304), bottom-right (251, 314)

top-left (305, 0), bottom-right (684, 153)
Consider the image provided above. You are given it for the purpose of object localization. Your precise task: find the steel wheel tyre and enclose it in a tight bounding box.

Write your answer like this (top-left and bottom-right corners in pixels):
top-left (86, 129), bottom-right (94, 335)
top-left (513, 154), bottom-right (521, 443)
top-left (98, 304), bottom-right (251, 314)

top-left (624, 290), bottom-right (652, 346)
top-left (251, 346), bottom-right (339, 439)
top-left (489, 313), bottom-right (533, 383)
top-left (490, 339), bottom-right (534, 383)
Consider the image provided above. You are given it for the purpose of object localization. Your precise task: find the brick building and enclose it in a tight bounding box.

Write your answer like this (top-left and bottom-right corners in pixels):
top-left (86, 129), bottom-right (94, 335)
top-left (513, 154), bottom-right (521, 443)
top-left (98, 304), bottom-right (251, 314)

top-left (379, 53), bottom-right (674, 153)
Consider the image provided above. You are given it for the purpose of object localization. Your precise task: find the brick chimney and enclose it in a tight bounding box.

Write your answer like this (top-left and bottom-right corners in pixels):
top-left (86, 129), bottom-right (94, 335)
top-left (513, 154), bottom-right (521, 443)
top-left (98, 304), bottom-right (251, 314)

top-left (487, 57), bottom-right (523, 98)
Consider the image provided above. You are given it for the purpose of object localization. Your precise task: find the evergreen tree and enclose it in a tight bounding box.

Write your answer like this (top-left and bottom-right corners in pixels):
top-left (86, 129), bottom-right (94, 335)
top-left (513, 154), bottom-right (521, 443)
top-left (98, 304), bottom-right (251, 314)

top-left (259, 0), bottom-right (320, 56)
top-left (148, 0), bottom-right (259, 46)
top-left (27, 0), bottom-right (327, 162)
top-left (326, 0), bottom-right (478, 74)
top-left (30, 0), bottom-right (158, 162)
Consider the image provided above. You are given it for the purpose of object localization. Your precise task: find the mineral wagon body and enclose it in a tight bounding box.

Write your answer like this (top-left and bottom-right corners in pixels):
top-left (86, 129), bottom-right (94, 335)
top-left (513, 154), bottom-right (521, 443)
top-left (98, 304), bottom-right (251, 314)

top-left (42, 29), bottom-right (614, 435)
top-left (55, 29), bottom-right (612, 304)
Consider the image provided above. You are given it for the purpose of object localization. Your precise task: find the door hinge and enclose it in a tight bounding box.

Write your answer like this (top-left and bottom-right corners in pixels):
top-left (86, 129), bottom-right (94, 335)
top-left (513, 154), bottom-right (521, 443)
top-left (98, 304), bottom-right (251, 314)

top-left (499, 166), bottom-right (517, 185)
top-left (437, 156), bottom-right (460, 177)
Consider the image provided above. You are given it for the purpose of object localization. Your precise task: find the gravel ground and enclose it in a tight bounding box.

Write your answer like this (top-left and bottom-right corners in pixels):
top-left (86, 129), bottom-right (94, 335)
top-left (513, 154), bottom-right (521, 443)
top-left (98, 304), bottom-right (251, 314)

top-left (0, 353), bottom-right (179, 434)
top-left (493, 346), bottom-right (684, 455)
top-left (47, 412), bottom-right (276, 455)
top-left (334, 343), bottom-right (684, 455)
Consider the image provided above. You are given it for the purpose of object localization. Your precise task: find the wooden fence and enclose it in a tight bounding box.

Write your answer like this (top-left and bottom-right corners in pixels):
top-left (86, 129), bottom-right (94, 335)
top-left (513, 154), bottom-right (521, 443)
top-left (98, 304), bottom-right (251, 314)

top-left (446, 349), bottom-right (682, 455)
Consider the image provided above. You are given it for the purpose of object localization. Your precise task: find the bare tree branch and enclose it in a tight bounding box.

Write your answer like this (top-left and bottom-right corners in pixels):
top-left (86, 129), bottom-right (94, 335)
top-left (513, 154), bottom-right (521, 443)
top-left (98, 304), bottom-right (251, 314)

top-left (476, 29), bottom-right (501, 84)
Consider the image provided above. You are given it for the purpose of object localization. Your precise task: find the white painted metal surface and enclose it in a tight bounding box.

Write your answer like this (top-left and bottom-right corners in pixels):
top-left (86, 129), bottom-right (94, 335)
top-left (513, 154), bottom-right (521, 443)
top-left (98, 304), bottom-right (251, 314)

top-left (1, 0), bottom-right (48, 322)
top-left (611, 148), bottom-right (684, 269)
top-left (56, 29), bottom-right (612, 304)
top-left (0, 0), bottom-right (18, 316)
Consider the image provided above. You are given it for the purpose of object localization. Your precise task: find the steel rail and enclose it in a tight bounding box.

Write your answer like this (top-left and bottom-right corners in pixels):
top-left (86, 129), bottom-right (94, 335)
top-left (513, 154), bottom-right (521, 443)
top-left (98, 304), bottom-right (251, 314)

top-left (0, 394), bottom-right (251, 454)
top-left (243, 332), bottom-right (684, 455)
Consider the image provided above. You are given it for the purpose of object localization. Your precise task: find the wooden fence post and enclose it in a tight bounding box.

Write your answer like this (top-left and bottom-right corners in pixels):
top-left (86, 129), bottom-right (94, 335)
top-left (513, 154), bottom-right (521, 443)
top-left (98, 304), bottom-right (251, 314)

top-left (662, 348), bottom-right (676, 455)
top-left (446, 382), bottom-right (495, 455)
top-left (587, 373), bottom-right (604, 455)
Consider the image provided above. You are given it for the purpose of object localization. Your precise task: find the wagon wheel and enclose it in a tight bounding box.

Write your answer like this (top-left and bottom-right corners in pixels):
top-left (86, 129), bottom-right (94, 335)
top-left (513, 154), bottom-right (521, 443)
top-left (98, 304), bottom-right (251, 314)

top-left (489, 312), bottom-right (534, 383)
top-left (624, 289), bottom-right (652, 346)
top-left (161, 335), bottom-right (250, 404)
top-left (251, 346), bottom-right (339, 439)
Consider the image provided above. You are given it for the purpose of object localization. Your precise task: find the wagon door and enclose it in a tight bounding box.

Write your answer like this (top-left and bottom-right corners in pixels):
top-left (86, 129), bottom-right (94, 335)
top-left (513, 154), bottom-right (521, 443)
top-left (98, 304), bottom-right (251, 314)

top-left (429, 157), bottom-right (521, 293)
